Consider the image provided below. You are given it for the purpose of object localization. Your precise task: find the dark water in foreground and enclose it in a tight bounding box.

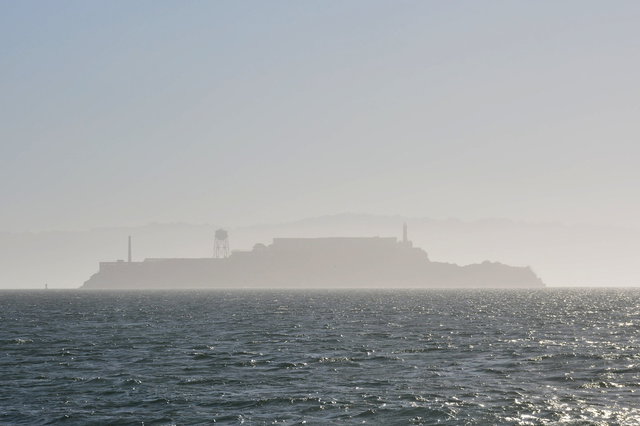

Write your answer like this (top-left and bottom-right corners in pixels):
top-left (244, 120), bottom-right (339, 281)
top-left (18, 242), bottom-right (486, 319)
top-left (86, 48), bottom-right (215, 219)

top-left (1, 289), bottom-right (640, 425)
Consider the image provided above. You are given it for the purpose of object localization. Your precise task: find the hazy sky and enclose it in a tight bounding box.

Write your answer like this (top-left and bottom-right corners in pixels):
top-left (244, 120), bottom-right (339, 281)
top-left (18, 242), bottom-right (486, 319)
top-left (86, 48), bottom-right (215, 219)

top-left (2, 1), bottom-right (640, 232)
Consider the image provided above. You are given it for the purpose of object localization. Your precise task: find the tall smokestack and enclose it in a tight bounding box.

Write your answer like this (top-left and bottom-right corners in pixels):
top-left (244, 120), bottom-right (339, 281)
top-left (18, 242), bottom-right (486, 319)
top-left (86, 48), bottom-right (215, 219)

top-left (403, 222), bottom-right (408, 243)
top-left (128, 236), bottom-right (132, 263)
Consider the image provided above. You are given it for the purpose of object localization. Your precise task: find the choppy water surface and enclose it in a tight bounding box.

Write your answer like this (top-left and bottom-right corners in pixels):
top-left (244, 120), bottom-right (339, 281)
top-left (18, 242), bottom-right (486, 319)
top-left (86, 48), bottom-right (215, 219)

top-left (1, 289), bottom-right (640, 425)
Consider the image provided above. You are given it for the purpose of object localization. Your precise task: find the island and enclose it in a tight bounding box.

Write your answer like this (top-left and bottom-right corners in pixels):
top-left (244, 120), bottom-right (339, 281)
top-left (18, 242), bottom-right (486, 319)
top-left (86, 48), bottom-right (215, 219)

top-left (82, 225), bottom-right (544, 289)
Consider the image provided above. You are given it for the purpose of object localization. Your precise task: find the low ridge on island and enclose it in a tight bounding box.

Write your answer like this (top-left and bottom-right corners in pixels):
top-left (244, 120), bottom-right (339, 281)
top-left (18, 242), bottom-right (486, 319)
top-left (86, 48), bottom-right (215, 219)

top-left (82, 224), bottom-right (544, 289)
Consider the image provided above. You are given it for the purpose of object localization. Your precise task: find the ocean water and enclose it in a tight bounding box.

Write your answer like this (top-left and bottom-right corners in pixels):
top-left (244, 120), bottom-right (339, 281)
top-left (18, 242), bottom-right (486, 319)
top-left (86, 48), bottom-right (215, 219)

top-left (1, 289), bottom-right (639, 425)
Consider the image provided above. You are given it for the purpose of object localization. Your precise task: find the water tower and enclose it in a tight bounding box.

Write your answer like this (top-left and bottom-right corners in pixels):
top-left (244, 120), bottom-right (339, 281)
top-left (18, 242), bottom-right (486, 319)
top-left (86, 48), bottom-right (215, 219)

top-left (214, 229), bottom-right (230, 258)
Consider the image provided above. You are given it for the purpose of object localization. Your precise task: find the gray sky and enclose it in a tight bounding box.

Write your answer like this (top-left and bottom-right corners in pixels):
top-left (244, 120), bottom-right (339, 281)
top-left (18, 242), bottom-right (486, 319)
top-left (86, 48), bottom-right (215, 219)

top-left (2, 1), bottom-right (640, 232)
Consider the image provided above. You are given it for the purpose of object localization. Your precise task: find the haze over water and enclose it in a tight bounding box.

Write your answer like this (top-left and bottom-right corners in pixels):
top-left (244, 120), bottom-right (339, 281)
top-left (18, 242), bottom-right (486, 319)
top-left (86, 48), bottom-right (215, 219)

top-left (2, 1), bottom-right (640, 232)
top-left (2, 1), bottom-right (640, 424)
top-left (2, 289), bottom-right (640, 424)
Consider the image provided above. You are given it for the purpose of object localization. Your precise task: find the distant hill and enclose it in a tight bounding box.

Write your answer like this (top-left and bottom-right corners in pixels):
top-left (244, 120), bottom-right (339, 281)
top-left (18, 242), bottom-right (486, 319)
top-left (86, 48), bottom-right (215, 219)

top-left (1, 213), bottom-right (639, 288)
